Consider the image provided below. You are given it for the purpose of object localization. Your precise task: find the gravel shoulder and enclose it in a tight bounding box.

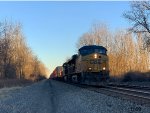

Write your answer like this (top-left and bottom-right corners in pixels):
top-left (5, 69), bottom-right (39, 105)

top-left (0, 87), bottom-right (22, 99)
top-left (0, 80), bottom-right (53, 113)
top-left (0, 80), bottom-right (150, 113)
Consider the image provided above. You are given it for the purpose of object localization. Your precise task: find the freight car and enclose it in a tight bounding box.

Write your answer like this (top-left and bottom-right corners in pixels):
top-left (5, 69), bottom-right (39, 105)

top-left (50, 66), bottom-right (63, 80)
top-left (51, 45), bottom-right (109, 85)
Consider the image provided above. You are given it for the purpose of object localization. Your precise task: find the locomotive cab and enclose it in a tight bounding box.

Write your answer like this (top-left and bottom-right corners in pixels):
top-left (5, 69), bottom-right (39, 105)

top-left (76, 45), bottom-right (109, 84)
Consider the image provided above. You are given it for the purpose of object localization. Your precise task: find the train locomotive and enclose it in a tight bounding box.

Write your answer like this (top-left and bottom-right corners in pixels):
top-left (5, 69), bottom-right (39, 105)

top-left (51, 45), bottom-right (109, 85)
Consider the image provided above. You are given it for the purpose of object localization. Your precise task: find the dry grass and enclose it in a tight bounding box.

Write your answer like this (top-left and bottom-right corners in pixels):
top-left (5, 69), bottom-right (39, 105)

top-left (0, 79), bottom-right (33, 88)
top-left (121, 71), bottom-right (150, 82)
top-left (110, 71), bottom-right (150, 82)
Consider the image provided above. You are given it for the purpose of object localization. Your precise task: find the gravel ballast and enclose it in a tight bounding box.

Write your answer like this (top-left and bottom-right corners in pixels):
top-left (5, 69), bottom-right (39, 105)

top-left (0, 79), bottom-right (150, 113)
top-left (0, 87), bottom-right (22, 99)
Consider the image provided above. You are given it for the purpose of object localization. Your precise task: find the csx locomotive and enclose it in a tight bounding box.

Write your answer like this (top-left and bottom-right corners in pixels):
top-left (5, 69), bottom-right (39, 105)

top-left (51, 45), bottom-right (109, 85)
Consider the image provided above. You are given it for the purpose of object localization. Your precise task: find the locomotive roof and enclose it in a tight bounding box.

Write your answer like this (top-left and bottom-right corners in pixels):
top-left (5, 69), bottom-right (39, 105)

top-left (79, 45), bottom-right (107, 51)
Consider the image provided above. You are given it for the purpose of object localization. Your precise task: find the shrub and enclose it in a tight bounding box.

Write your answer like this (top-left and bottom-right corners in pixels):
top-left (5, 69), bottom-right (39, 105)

top-left (122, 71), bottom-right (150, 82)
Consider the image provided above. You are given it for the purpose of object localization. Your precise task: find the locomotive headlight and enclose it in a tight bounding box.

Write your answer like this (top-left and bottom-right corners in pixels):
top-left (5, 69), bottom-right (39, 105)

top-left (88, 67), bottom-right (92, 70)
top-left (102, 67), bottom-right (106, 70)
top-left (94, 54), bottom-right (97, 59)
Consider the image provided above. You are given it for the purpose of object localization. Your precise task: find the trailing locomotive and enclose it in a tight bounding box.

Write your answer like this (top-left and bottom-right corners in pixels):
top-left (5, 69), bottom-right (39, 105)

top-left (50, 45), bottom-right (109, 85)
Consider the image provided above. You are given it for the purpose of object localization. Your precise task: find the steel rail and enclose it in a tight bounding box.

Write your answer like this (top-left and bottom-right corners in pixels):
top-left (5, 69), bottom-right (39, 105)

top-left (105, 86), bottom-right (150, 95)
top-left (107, 83), bottom-right (150, 90)
top-left (100, 87), bottom-right (150, 101)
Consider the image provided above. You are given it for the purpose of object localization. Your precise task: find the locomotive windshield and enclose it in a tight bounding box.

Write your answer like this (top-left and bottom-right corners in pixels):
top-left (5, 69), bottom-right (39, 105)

top-left (79, 45), bottom-right (107, 56)
top-left (95, 49), bottom-right (106, 54)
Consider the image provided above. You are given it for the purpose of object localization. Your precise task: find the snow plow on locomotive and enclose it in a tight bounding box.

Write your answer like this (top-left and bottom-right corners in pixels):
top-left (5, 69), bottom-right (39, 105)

top-left (50, 45), bottom-right (109, 85)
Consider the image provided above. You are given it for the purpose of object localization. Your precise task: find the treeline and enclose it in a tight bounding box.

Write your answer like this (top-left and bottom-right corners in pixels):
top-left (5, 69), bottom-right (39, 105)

top-left (77, 23), bottom-right (149, 77)
top-left (0, 21), bottom-right (47, 81)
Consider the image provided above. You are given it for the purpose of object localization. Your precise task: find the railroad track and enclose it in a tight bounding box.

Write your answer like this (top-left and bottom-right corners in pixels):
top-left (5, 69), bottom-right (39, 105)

top-left (102, 86), bottom-right (150, 100)
top-left (56, 80), bottom-right (150, 106)
top-left (68, 82), bottom-right (150, 106)
top-left (85, 84), bottom-right (150, 107)
top-left (106, 83), bottom-right (150, 91)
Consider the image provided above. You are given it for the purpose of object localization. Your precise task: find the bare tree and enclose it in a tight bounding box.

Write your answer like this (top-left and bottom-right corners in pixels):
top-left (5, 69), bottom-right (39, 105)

top-left (0, 20), bottom-right (48, 80)
top-left (12, 24), bottom-right (28, 79)
top-left (0, 22), bottom-right (16, 78)
top-left (76, 23), bottom-right (110, 49)
top-left (76, 23), bottom-right (149, 77)
top-left (123, 1), bottom-right (150, 49)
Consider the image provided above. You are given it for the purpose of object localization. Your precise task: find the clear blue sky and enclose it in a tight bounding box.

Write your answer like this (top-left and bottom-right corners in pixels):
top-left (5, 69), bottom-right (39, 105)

top-left (0, 1), bottom-right (130, 75)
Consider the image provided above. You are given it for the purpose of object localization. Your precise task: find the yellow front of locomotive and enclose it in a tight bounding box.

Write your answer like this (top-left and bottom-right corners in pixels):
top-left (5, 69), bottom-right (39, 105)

top-left (81, 53), bottom-right (109, 73)
top-left (76, 45), bottom-right (109, 81)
